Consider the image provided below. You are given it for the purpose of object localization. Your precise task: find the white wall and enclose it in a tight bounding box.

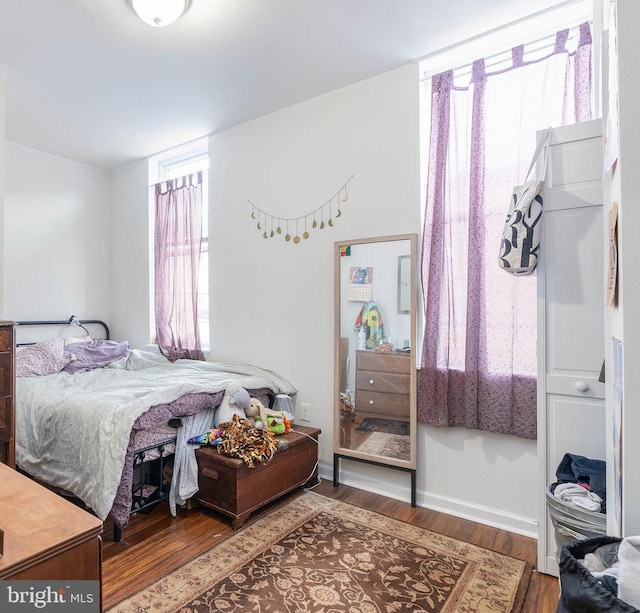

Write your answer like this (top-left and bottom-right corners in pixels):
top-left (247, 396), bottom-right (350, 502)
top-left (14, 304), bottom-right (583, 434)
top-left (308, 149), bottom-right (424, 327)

top-left (3, 143), bottom-right (110, 324)
top-left (204, 63), bottom-right (538, 536)
top-left (109, 158), bottom-right (151, 348)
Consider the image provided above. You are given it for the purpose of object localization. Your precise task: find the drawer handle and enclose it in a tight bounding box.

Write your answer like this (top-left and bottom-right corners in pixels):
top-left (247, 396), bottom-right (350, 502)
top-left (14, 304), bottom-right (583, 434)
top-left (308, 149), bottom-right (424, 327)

top-left (575, 381), bottom-right (589, 392)
top-left (369, 400), bottom-right (374, 405)
top-left (369, 379), bottom-right (375, 385)
top-left (202, 467), bottom-right (219, 480)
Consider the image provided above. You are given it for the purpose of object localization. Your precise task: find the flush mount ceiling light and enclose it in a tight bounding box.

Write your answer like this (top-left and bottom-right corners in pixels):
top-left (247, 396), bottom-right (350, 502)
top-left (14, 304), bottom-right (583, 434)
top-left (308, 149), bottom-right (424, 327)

top-left (132, 0), bottom-right (190, 27)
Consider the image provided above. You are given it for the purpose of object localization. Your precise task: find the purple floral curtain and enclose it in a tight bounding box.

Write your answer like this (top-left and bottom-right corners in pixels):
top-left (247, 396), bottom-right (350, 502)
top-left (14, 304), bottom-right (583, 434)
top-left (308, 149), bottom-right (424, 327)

top-left (154, 171), bottom-right (205, 362)
top-left (418, 23), bottom-right (592, 439)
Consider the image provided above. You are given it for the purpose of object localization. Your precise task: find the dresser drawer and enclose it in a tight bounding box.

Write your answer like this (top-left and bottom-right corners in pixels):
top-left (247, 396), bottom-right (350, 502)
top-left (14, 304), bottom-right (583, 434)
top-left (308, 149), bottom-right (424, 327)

top-left (0, 353), bottom-right (12, 398)
top-left (0, 327), bottom-right (13, 353)
top-left (0, 397), bottom-right (10, 441)
top-left (356, 350), bottom-right (410, 374)
top-left (355, 391), bottom-right (410, 417)
top-left (356, 370), bottom-right (410, 395)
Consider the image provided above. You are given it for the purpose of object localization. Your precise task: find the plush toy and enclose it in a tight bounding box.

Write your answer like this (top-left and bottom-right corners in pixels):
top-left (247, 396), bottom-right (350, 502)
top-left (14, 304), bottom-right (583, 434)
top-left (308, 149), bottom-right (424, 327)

top-left (245, 397), bottom-right (265, 427)
top-left (214, 383), bottom-right (251, 426)
top-left (261, 409), bottom-right (291, 434)
top-left (245, 396), bottom-right (290, 433)
top-left (340, 392), bottom-right (356, 422)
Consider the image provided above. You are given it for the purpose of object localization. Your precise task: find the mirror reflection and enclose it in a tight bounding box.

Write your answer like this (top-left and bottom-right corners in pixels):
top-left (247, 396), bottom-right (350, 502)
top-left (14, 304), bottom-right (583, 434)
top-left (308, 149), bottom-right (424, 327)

top-left (334, 234), bottom-right (417, 468)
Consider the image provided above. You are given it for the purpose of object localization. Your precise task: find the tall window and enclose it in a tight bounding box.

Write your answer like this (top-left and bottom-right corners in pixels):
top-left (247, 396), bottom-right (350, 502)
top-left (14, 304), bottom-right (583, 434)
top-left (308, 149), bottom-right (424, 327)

top-left (150, 139), bottom-right (209, 355)
top-left (418, 23), bottom-right (593, 439)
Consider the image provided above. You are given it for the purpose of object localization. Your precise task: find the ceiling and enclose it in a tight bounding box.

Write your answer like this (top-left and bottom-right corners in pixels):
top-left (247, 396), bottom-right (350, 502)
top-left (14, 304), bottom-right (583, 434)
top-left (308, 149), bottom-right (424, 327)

top-left (0, 0), bottom-right (573, 170)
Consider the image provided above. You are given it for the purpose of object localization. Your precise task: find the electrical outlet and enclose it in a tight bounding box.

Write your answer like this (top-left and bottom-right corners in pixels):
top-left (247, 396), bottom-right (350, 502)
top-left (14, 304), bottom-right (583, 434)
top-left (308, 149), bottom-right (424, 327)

top-left (299, 402), bottom-right (311, 422)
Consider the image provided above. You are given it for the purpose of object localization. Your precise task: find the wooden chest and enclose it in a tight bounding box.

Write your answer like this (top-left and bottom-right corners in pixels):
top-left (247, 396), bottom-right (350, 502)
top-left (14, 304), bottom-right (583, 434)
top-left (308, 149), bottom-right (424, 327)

top-left (195, 425), bottom-right (321, 529)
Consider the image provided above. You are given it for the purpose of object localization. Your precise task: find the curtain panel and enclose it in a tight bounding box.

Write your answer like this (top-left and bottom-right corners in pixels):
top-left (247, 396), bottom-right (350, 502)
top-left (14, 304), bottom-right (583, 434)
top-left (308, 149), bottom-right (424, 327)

top-left (418, 23), bottom-right (593, 439)
top-left (154, 171), bottom-right (205, 362)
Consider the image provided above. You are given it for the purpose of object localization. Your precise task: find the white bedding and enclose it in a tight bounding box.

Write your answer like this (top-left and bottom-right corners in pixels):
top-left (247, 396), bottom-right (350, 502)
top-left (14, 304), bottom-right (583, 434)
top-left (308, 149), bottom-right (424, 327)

top-left (15, 349), bottom-right (296, 521)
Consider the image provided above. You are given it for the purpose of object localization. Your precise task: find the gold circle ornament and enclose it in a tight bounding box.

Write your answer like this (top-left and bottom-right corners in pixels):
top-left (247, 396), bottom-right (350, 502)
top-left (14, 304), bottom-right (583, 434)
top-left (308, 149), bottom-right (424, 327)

top-left (303, 231), bottom-right (309, 239)
top-left (293, 236), bottom-right (300, 244)
top-left (285, 233), bottom-right (291, 241)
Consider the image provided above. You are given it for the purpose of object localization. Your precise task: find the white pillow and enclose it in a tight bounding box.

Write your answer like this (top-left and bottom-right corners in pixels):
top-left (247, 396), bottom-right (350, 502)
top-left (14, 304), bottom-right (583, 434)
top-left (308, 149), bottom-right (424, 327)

top-left (63, 335), bottom-right (92, 345)
top-left (16, 338), bottom-right (75, 377)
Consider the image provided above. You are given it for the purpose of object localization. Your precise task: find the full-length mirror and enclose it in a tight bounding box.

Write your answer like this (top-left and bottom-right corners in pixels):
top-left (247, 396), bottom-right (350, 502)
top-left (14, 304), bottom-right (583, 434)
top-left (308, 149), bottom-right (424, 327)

top-left (333, 234), bottom-right (418, 487)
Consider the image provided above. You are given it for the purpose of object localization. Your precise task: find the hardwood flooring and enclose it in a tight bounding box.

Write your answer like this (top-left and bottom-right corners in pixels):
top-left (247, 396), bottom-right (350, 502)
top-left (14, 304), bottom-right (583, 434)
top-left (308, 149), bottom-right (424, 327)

top-left (102, 481), bottom-right (560, 612)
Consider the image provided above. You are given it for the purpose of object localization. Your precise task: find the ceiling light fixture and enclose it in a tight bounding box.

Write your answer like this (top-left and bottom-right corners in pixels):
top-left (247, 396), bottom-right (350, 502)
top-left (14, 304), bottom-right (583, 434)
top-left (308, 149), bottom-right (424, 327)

top-left (132, 0), bottom-right (190, 28)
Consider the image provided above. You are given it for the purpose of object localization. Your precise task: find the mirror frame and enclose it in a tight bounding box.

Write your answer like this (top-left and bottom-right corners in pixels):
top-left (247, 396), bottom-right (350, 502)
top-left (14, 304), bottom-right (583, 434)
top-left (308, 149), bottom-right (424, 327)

top-left (333, 233), bottom-right (418, 471)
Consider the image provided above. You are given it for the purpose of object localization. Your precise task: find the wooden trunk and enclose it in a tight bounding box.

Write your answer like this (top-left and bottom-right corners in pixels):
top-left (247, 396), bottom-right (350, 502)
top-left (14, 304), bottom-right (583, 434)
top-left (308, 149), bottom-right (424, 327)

top-left (195, 425), bottom-right (321, 529)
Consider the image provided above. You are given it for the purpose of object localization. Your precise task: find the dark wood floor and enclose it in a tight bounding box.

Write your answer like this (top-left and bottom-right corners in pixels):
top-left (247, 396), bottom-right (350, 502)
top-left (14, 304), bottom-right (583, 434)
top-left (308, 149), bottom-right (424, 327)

top-left (102, 480), bottom-right (560, 612)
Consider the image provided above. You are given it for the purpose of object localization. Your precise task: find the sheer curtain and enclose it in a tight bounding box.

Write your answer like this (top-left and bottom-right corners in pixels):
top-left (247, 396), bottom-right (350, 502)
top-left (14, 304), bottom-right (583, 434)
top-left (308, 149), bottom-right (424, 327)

top-left (418, 23), bottom-right (592, 439)
top-left (154, 171), bottom-right (205, 362)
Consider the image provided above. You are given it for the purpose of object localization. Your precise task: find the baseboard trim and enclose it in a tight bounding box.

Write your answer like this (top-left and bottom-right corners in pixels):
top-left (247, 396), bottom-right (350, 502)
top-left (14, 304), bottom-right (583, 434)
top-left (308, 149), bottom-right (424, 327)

top-left (318, 460), bottom-right (538, 539)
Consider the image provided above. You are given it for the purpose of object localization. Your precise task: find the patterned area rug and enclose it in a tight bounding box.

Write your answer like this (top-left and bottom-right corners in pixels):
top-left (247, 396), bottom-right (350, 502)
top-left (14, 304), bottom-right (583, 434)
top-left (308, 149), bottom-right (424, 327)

top-left (355, 431), bottom-right (410, 460)
top-left (107, 493), bottom-right (531, 613)
top-left (356, 416), bottom-right (410, 435)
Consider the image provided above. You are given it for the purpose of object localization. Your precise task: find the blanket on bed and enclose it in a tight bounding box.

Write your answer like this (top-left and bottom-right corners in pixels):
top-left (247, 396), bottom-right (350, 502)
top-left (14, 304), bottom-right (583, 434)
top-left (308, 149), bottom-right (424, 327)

top-left (15, 349), bottom-right (296, 521)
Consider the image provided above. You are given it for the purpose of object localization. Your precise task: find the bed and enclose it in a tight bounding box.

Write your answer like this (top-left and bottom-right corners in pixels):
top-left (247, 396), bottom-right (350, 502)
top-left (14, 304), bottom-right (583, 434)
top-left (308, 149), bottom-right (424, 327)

top-left (13, 319), bottom-right (297, 541)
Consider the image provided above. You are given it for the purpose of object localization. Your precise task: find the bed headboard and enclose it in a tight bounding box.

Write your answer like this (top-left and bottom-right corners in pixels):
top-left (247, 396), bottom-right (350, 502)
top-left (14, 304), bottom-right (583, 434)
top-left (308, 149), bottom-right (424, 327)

top-left (15, 317), bottom-right (110, 346)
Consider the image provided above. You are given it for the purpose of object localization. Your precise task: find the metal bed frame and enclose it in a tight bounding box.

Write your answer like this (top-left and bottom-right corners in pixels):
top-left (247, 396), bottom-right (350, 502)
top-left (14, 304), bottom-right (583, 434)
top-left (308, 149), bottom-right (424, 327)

top-left (15, 317), bottom-right (179, 542)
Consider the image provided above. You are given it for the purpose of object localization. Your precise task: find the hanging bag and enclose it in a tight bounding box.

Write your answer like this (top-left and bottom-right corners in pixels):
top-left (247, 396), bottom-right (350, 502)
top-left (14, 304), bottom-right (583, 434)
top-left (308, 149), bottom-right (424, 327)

top-left (498, 128), bottom-right (551, 275)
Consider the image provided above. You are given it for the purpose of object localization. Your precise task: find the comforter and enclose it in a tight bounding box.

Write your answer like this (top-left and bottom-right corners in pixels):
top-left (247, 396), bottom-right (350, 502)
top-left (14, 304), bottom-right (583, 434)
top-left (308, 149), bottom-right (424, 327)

top-left (15, 349), bottom-right (296, 522)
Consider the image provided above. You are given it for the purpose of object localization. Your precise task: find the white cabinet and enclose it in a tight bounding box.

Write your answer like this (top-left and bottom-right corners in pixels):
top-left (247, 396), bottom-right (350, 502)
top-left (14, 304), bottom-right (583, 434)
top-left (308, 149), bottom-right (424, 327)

top-left (537, 119), bottom-right (605, 576)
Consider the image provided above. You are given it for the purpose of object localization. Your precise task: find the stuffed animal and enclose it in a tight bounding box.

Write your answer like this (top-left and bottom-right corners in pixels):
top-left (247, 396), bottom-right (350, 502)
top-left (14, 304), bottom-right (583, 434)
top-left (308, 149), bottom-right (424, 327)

top-left (246, 396), bottom-right (291, 434)
top-left (214, 383), bottom-right (251, 426)
top-left (245, 397), bottom-right (265, 427)
top-left (260, 409), bottom-right (291, 434)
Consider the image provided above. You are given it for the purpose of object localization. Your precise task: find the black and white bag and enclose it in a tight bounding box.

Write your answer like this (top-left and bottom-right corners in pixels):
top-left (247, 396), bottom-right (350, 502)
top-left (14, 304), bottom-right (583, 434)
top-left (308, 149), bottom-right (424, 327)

top-left (498, 129), bottom-right (551, 276)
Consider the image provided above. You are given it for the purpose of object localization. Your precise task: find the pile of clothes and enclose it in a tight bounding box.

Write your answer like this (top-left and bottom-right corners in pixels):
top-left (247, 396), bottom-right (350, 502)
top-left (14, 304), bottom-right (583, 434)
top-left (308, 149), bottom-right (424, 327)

top-left (551, 452), bottom-right (607, 514)
top-left (188, 414), bottom-right (279, 468)
top-left (579, 538), bottom-right (640, 605)
top-left (558, 535), bottom-right (640, 612)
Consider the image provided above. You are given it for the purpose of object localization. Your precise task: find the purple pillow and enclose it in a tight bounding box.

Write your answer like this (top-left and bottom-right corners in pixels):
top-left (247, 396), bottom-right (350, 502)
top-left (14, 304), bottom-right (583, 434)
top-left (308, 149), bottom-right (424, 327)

top-left (63, 340), bottom-right (130, 374)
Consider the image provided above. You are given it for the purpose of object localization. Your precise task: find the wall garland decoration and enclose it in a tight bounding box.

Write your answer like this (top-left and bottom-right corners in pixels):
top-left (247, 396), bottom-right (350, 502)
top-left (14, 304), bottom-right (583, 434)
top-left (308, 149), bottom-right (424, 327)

top-left (247, 175), bottom-right (354, 243)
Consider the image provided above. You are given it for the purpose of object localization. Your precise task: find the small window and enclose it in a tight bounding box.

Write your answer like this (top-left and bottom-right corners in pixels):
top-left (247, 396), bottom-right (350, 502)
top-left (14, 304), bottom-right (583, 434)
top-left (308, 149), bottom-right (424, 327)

top-left (149, 139), bottom-right (210, 351)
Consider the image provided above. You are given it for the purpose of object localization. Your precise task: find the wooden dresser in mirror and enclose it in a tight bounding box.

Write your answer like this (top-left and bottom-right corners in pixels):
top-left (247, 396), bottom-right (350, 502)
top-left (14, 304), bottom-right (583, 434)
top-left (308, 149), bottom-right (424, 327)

top-left (333, 234), bottom-right (417, 504)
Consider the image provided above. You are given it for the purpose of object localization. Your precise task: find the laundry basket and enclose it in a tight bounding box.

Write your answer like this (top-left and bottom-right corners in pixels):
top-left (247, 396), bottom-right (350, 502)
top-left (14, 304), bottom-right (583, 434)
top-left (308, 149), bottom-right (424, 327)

top-left (557, 536), bottom-right (638, 613)
top-left (547, 487), bottom-right (607, 561)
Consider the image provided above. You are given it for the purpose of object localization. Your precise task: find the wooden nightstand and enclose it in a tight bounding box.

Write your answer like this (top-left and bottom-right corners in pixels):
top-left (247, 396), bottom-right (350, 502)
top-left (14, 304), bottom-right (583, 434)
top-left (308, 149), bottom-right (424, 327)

top-left (195, 425), bottom-right (321, 529)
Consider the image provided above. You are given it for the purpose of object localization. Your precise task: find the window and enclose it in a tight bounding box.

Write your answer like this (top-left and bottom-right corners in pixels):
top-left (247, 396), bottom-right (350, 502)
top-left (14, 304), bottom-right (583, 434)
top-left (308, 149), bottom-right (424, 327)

top-left (417, 21), bottom-right (593, 439)
top-left (149, 138), bottom-right (210, 352)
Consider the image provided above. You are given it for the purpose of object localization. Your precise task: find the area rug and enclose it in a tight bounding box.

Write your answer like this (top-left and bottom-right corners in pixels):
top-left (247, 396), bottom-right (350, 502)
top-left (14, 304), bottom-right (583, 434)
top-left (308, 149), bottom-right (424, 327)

top-left (107, 492), bottom-right (531, 613)
top-left (355, 431), bottom-right (410, 459)
top-left (356, 416), bottom-right (410, 435)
